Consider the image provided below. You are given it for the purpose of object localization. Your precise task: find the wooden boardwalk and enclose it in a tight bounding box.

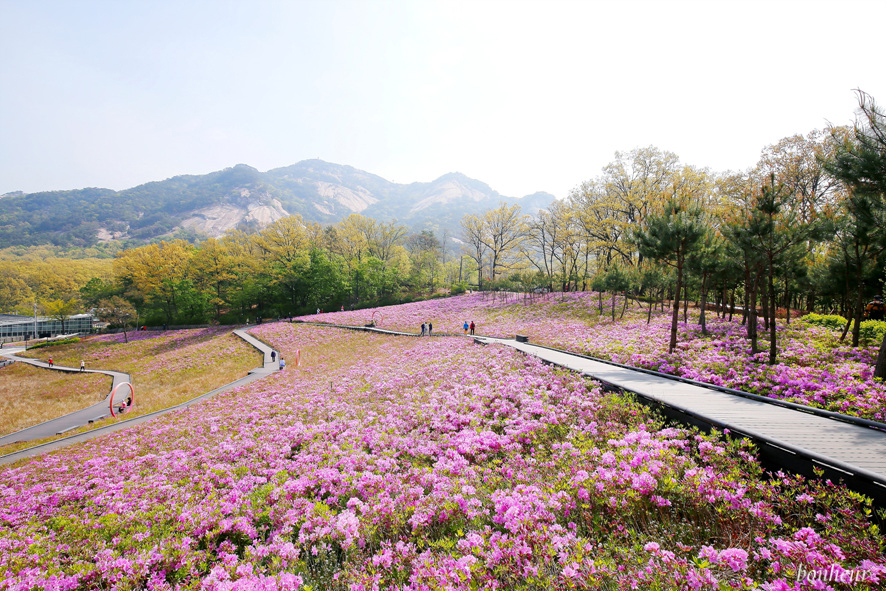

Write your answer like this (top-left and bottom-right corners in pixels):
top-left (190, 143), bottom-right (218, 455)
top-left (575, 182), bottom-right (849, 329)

top-left (477, 336), bottom-right (886, 506)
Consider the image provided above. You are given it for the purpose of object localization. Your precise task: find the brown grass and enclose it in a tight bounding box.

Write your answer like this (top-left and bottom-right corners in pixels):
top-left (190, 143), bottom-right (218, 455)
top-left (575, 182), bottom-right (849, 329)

top-left (0, 363), bottom-right (112, 436)
top-left (1, 330), bottom-right (262, 456)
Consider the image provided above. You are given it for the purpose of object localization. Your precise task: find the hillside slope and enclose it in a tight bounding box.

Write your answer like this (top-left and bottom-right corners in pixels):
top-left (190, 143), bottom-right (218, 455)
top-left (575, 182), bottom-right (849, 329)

top-left (0, 161), bottom-right (555, 247)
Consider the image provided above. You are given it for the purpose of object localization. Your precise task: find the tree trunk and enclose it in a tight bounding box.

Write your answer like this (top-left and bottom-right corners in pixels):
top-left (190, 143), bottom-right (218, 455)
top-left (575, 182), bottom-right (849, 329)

top-left (840, 305), bottom-right (853, 342)
top-left (768, 256), bottom-right (778, 365)
top-left (853, 286), bottom-right (865, 348)
top-left (747, 271), bottom-right (759, 355)
top-left (852, 243), bottom-right (864, 347)
top-left (729, 288), bottom-right (735, 323)
top-left (683, 282), bottom-right (689, 324)
top-left (670, 260), bottom-right (683, 353)
top-left (785, 286), bottom-right (791, 325)
top-left (761, 287), bottom-right (770, 332)
top-left (874, 332), bottom-right (886, 379)
top-left (699, 274), bottom-right (709, 335)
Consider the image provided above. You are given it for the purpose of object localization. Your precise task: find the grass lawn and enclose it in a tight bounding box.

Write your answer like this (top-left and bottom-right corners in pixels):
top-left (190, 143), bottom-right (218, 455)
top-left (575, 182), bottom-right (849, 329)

top-left (0, 363), bottom-right (111, 436)
top-left (0, 327), bottom-right (261, 454)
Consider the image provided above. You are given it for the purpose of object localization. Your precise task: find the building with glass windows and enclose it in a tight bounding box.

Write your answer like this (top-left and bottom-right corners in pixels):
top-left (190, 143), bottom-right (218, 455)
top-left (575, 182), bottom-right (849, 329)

top-left (0, 313), bottom-right (94, 341)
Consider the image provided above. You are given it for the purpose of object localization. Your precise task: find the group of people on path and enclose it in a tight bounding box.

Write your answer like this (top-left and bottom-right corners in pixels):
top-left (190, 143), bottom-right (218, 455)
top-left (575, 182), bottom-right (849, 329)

top-left (270, 350), bottom-right (286, 371)
top-left (43, 357), bottom-right (87, 371)
top-left (416, 321), bottom-right (477, 336)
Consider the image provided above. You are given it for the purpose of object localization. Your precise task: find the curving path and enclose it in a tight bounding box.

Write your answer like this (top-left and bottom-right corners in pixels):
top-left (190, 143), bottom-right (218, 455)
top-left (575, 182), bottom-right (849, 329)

top-left (0, 328), bottom-right (277, 465)
top-left (0, 347), bottom-right (131, 445)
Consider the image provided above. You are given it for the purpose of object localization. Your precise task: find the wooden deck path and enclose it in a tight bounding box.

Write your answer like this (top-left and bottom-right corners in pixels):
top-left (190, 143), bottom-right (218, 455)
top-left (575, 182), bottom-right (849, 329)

top-left (476, 336), bottom-right (886, 506)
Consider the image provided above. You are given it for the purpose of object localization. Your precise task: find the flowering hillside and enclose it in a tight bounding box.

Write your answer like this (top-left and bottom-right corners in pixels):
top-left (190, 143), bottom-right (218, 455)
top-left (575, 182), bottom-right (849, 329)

top-left (1, 322), bottom-right (882, 589)
top-left (20, 327), bottom-right (261, 415)
top-left (301, 291), bottom-right (606, 337)
top-left (304, 293), bottom-right (886, 422)
top-left (558, 316), bottom-right (886, 423)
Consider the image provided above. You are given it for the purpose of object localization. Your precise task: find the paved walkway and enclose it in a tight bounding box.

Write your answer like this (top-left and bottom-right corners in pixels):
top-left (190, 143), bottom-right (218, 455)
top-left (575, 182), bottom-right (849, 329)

top-left (475, 335), bottom-right (886, 506)
top-left (0, 328), bottom-right (278, 465)
top-left (0, 348), bottom-right (132, 445)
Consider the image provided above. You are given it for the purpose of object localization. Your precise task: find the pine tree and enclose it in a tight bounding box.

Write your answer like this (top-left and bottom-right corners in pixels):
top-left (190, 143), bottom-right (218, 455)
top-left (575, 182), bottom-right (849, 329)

top-left (632, 199), bottom-right (706, 353)
top-left (826, 91), bottom-right (886, 377)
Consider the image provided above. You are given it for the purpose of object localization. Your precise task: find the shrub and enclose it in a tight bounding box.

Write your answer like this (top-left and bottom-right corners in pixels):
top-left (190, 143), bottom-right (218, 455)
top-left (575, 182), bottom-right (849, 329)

top-left (450, 281), bottom-right (469, 295)
top-left (859, 319), bottom-right (886, 344)
top-left (26, 337), bottom-right (80, 350)
top-left (801, 313), bottom-right (848, 331)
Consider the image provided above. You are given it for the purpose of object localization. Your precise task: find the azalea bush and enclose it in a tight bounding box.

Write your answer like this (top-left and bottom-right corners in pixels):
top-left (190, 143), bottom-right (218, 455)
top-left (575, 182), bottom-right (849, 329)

top-left (303, 291), bottom-right (612, 338)
top-left (553, 317), bottom-right (886, 423)
top-left (304, 294), bottom-right (886, 422)
top-left (801, 313), bottom-right (849, 332)
top-left (1, 323), bottom-right (882, 589)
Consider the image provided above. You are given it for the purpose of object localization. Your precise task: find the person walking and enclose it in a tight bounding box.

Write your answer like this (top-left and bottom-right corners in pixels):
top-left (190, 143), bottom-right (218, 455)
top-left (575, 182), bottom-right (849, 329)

top-left (80, 360), bottom-right (85, 372)
top-left (48, 357), bottom-right (53, 368)
top-left (428, 321), bottom-right (433, 335)
top-left (420, 322), bottom-right (426, 336)
top-left (279, 357), bottom-right (286, 371)
top-left (469, 321), bottom-right (475, 335)
top-left (463, 321), bottom-right (469, 335)
top-left (866, 295), bottom-right (885, 320)
top-left (271, 350), bottom-right (277, 363)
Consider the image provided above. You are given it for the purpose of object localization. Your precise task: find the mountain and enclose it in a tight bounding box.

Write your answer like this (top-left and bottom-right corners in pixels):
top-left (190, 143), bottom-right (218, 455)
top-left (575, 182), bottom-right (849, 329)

top-left (0, 160), bottom-right (556, 248)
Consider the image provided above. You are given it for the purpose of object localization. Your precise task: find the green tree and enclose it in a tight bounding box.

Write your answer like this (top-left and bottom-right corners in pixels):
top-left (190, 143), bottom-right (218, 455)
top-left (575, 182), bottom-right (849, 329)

top-left (79, 277), bottom-right (119, 309)
top-left (826, 90), bottom-right (886, 377)
top-left (42, 298), bottom-right (79, 335)
top-left (96, 296), bottom-right (137, 343)
top-left (632, 199), bottom-right (706, 353)
top-left (686, 232), bottom-right (726, 335)
top-left (601, 264), bottom-right (630, 322)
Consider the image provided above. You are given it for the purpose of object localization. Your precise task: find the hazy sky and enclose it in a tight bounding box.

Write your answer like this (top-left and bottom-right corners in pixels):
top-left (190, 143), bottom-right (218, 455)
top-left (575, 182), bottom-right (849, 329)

top-left (2, 0), bottom-right (885, 199)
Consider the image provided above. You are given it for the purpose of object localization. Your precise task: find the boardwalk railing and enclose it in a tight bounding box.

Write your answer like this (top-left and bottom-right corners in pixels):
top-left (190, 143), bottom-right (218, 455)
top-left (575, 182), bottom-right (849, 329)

top-left (524, 340), bottom-right (886, 435)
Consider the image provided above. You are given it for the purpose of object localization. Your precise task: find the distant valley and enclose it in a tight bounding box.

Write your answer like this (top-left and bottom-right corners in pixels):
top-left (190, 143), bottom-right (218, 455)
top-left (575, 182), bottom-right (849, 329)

top-left (0, 160), bottom-right (555, 248)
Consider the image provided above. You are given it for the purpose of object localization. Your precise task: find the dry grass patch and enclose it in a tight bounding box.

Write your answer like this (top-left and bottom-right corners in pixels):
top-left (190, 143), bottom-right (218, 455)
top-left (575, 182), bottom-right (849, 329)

top-left (3, 328), bottom-right (262, 455)
top-left (0, 364), bottom-right (112, 437)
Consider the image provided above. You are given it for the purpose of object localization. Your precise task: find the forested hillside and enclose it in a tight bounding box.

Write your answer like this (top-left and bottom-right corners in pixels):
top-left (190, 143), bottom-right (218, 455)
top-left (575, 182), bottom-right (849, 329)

top-left (0, 161), bottom-right (554, 248)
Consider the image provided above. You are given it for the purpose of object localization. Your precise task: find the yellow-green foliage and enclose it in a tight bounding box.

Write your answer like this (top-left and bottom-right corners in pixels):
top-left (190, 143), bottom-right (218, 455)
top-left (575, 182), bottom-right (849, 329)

top-left (801, 313), bottom-right (886, 344)
top-left (0, 249), bottom-right (114, 314)
top-left (801, 313), bottom-right (848, 331)
top-left (859, 320), bottom-right (886, 344)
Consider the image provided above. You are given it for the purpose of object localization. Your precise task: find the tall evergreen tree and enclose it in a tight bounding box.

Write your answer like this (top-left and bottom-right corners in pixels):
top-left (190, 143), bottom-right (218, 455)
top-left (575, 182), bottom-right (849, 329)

top-left (632, 199), bottom-right (706, 353)
top-left (826, 91), bottom-right (886, 377)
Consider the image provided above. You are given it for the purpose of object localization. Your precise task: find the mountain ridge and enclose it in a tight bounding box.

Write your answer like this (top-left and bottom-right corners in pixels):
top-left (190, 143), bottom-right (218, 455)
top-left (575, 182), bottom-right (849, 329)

top-left (0, 160), bottom-right (556, 248)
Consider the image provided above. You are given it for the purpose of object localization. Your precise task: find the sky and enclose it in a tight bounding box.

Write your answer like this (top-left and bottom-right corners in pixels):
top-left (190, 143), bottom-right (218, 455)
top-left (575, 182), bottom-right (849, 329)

top-left (2, 0), bottom-right (885, 200)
